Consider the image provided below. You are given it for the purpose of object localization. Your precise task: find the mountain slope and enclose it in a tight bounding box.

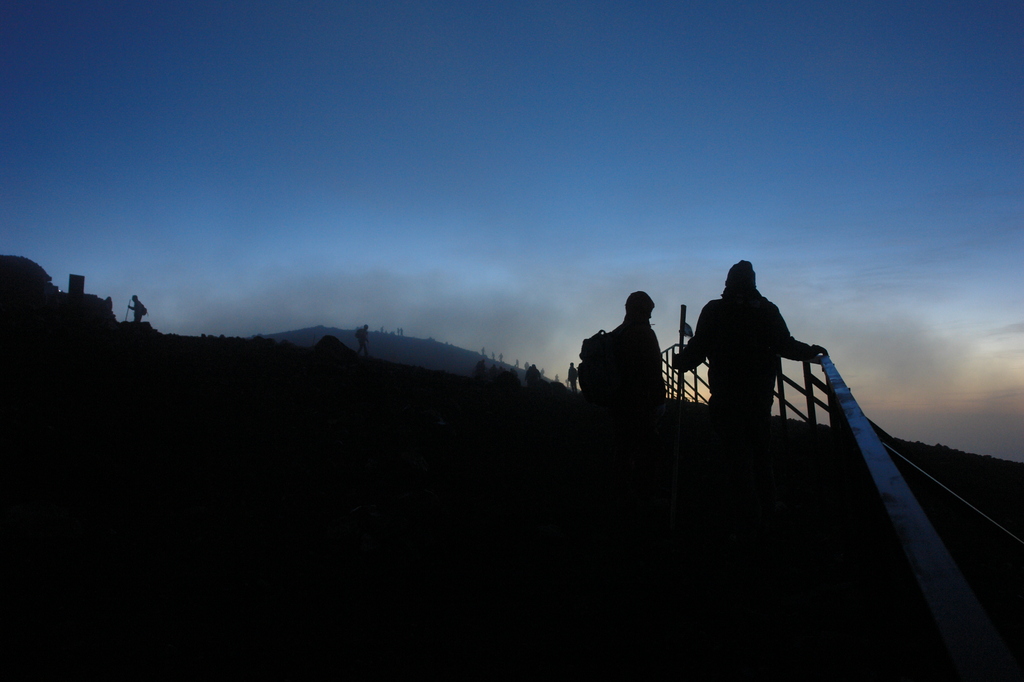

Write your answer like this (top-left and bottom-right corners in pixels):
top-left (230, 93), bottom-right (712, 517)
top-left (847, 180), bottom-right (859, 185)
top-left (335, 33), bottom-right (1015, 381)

top-left (3, 316), bottom-right (1021, 677)
top-left (257, 325), bottom-right (520, 378)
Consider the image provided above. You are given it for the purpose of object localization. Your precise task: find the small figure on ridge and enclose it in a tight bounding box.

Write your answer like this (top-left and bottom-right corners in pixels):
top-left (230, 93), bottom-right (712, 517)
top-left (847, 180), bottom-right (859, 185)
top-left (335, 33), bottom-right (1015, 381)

top-left (355, 324), bottom-right (370, 357)
top-left (128, 295), bottom-right (147, 323)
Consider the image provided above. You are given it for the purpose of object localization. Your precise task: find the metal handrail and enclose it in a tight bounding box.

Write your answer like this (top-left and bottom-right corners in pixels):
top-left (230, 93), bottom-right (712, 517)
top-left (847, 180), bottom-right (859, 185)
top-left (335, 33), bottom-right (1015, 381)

top-left (659, 346), bottom-right (829, 422)
top-left (820, 356), bottom-right (1021, 682)
top-left (659, 342), bottom-right (1022, 680)
top-left (660, 344), bottom-right (710, 405)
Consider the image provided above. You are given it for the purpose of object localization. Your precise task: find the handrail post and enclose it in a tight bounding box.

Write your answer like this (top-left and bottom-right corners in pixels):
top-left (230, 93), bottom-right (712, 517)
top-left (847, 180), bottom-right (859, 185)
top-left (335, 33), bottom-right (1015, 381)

top-left (803, 360), bottom-right (818, 434)
top-left (803, 361), bottom-right (818, 457)
top-left (803, 360), bottom-right (824, 509)
top-left (670, 304), bottom-right (686, 532)
top-left (775, 356), bottom-right (788, 442)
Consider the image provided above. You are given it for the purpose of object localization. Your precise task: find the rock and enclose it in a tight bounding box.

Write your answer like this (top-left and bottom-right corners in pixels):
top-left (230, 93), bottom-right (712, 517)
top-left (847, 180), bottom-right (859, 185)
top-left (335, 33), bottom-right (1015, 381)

top-left (0, 255), bottom-right (52, 311)
top-left (312, 334), bottom-right (358, 368)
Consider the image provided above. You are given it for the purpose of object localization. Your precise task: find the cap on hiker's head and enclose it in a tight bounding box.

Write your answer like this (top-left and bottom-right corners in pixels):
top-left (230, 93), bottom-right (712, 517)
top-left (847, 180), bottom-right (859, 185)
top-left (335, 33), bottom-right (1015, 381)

top-left (725, 260), bottom-right (756, 290)
top-left (625, 291), bottom-right (655, 317)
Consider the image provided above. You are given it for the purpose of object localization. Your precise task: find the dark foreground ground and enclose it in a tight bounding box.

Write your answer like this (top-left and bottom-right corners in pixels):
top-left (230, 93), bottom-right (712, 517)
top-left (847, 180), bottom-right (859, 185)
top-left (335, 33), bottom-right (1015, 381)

top-left (2, 321), bottom-right (1021, 679)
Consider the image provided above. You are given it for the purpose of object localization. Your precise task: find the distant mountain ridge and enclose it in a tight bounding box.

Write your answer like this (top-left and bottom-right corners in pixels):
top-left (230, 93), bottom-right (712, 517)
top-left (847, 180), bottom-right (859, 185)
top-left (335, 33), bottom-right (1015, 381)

top-left (256, 325), bottom-right (519, 378)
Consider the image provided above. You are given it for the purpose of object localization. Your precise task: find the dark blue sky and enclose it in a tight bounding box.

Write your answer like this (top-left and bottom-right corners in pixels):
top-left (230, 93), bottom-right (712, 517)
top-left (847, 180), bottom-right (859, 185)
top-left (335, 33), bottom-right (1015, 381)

top-left (4, 1), bottom-right (1023, 458)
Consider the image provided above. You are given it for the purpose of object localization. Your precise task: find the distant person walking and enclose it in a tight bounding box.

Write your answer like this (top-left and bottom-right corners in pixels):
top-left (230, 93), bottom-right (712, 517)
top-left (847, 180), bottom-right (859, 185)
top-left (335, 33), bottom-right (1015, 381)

top-left (525, 364), bottom-right (542, 388)
top-left (567, 362), bottom-right (578, 395)
top-left (674, 260), bottom-right (827, 537)
top-left (355, 324), bottom-right (370, 357)
top-left (127, 295), bottom-right (147, 323)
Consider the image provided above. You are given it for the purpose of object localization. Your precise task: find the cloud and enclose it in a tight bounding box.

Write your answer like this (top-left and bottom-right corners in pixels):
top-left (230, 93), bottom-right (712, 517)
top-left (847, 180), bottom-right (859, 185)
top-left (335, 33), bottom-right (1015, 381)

top-left (144, 264), bottom-right (576, 371)
top-left (990, 322), bottom-right (1024, 336)
top-left (105, 252), bottom-right (1024, 461)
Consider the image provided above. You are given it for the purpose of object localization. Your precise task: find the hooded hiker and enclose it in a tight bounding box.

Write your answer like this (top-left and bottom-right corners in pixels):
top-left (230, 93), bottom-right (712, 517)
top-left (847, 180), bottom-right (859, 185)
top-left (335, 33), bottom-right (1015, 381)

top-left (674, 260), bottom-right (827, 537)
top-left (611, 291), bottom-right (666, 490)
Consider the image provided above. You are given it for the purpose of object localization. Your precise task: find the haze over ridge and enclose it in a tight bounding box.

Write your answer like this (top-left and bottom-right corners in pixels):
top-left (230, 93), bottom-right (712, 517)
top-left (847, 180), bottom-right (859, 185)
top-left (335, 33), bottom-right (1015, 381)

top-left (4, 2), bottom-right (1022, 460)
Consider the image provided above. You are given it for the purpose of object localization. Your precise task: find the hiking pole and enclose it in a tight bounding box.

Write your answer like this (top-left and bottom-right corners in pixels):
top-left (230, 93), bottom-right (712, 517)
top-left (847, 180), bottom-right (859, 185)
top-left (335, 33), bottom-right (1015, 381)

top-left (124, 303), bottom-right (131, 322)
top-left (670, 304), bottom-right (686, 532)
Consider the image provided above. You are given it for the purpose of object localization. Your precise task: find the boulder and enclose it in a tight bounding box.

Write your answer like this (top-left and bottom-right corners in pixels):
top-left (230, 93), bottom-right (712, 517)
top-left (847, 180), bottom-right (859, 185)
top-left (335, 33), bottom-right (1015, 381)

top-left (313, 334), bottom-right (358, 367)
top-left (0, 255), bottom-right (52, 311)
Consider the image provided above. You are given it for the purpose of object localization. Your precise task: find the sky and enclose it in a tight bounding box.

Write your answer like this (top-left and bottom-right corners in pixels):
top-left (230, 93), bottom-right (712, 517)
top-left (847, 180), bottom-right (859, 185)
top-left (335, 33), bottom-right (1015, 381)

top-left (3, 1), bottom-right (1023, 460)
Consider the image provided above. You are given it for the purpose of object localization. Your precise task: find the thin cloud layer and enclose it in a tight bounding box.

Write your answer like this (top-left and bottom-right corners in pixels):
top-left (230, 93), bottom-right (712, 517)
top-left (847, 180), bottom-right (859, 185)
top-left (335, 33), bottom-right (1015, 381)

top-left (45, 250), bottom-right (1024, 462)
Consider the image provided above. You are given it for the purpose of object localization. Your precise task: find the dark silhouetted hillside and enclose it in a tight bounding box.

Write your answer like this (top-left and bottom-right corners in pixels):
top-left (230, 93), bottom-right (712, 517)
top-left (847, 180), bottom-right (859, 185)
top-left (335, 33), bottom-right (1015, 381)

top-left (258, 325), bottom-right (523, 378)
top-left (2, 312), bottom-right (1021, 678)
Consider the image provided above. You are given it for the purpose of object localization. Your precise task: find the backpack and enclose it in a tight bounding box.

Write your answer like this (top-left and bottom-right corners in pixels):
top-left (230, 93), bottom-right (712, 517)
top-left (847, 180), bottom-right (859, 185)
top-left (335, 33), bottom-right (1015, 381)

top-left (577, 326), bottom-right (622, 406)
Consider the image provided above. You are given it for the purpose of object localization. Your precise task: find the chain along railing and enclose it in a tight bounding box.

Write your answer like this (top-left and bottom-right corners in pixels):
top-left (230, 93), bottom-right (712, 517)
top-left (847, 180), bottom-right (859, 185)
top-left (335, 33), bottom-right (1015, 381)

top-left (660, 339), bottom-right (1022, 681)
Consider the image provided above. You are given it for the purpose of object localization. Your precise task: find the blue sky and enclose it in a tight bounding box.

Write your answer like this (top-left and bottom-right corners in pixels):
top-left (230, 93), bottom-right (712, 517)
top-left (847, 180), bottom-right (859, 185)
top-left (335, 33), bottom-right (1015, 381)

top-left (4, 1), bottom-right (1023, 459)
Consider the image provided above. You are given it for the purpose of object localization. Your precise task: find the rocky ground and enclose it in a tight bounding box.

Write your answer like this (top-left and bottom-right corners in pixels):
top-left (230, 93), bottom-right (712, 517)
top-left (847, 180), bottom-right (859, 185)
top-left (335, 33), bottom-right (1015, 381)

top-left (2, 317), bottom-right (1019, 679)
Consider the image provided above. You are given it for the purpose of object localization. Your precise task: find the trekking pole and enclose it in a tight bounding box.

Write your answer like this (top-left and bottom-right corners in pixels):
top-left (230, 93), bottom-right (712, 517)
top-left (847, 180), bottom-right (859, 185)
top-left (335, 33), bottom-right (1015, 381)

top-left (124, 303), bottom-right (131, 322)
top-left (670, 304), bottom-right (686, 532)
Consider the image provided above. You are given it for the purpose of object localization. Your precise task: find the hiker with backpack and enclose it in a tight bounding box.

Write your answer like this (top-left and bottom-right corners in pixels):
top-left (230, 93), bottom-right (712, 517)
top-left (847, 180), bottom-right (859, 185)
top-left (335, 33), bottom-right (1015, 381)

top-left (355, 324), bottom-right (370, 357)
top-left (673, 260), bottom-right (827, 539)
top-left (127, 295), bottom-right (147, 323)
top-left (580, 291), bottom-right (666, 497)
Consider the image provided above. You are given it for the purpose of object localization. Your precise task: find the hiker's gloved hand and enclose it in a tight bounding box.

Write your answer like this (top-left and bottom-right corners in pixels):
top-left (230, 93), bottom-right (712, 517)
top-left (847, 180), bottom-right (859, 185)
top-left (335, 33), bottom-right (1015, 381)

top-left (806, 346), bottom-right (831, 360)
top-left (654, 404), bottom-right (666, 418)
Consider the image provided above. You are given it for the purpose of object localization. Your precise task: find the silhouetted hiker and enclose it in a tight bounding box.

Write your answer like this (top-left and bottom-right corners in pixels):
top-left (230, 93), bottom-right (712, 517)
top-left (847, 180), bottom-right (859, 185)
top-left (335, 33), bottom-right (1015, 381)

top-left (355, 324), bottom-right (370, 356)
top-left (128, 295), bottom-right (147, 323)
top-left (567, 362), bottom-right (578, 395)
top-left (609, 291), bottom-right (667, 497)
top-left (474, 358), bottom-right (487, 380)
top-left (525, 364), bottom-right (541, 387)
top-left (674, 260), bottom-right (827, 538)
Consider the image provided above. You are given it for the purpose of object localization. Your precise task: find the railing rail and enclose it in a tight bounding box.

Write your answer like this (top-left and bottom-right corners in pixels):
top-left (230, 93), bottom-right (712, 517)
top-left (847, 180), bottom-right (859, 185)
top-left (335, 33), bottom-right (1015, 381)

top-left (661, 343), bottom-right (711, 405)
top-left (660, 340), bottom-right (1021, 681)
top-left (820, 356), bottom-right (1020, 682)
top-left (660, 346), bottom-right (832, 424)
